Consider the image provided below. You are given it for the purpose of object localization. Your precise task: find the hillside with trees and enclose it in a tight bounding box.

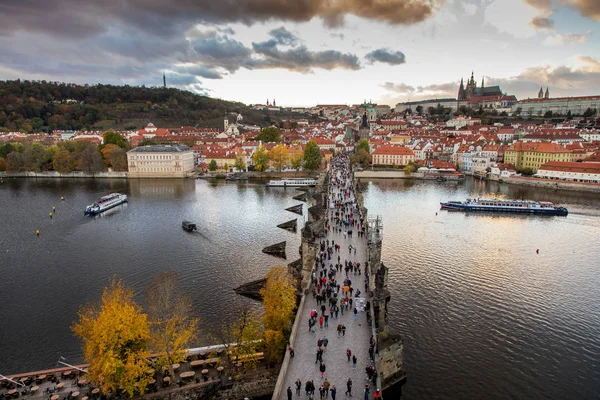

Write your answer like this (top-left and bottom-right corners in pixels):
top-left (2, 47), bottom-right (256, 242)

top-left (0, 80), bottom-right (313, 133)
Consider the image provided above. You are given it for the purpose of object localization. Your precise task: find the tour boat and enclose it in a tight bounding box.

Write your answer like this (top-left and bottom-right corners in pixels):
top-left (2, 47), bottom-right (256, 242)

top-left (440, 198), bottom-right (568, 215)
top-left (84, 193), bottom-right (128, 215)
top-left (266, 178), bottom-right (316, 187)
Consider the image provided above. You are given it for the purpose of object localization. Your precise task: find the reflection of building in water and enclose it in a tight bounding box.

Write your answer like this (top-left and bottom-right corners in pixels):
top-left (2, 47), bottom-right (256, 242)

top-left (128, 178), bottom-right (195, 198)
top-left (127, 145), bottom-right (195, 178)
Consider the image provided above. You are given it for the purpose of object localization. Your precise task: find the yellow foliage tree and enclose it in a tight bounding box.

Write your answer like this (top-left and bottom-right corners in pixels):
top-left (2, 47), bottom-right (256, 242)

top-left (289, 148), bottom-right (303, 171)
top-left (144, 272), bottom-right (198, 376)
top-left (264, 329), bottom-right (286, 364)
top-left (212, 307), bottom-right (263, 373)
top-left (252, 146), bottom-right (270, 172)
top-left (72, 278), bottom-right (151, 397)
top-left (101, 144), bottom-right (121, 168)
top-left (270, 144), bottom-right (289, 172)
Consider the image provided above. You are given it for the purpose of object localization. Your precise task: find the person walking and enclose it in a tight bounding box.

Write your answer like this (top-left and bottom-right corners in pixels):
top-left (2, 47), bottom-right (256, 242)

top-left (323, 379), bottom-right (331, 398)
top-left (295, 379), bottom-right (302, 396)
top-left (323, 336), bottom-right (329, 352)
top-left (353, 307), bottom-right (358, 320)
top-left (352, 355), bottom-right (357, 369)
top-left (287, 386), bottom-right (293, 400)
top-left (331, 385), bottom-right (337, 400)
top-left (320, 361), bottom-right (326, 378)
top-left (364, 385), bottom-right (370, 400)
top-left (346, 348), bottom-right (352, 362)
top-left (289, 344), bottom-right (294, 358)
top-left (345, 378), bottom-right (353, 396)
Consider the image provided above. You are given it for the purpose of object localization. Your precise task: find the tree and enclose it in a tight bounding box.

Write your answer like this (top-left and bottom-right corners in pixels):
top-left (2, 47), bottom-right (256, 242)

top-left (260, 266), bottom-right (296, 363)
top-left (415, 105), bottom-right (423, 116)
top-left (138, 139), bottom-right (156, 147)
top-left (77, 143), bottom-right (104, 173)
top-left (302, 140), bottom-right (322, 171)
top-left (404, 161), bottom-right (418, 173)
top-left (255, 127), bottom-right (281, 143)
top-left (289, 148), bottom-right (303, 171)
top-left (53, 149), bottom-right (73, 173)
top-left (350, 149), bottom-right (371, 167)
top-left (208, 159), bottom-right (218, 171)
top-left (270, 144), bottom-right (289, 172)
top-left (544, 111), bottom-right (553, 118)
top-left (583, 108), bottom-right (597, 118)
top-left (6, 151), bottom-right (23, 172)
top-left (110, 148), bottom-right (128, 171)
top-left (234, 155), bottom-right (246, 171)
top-left (357, 139), bottom-right (370, 153)
top-left (144, 273), bottom-right (198, 377)
top-left (212, 307), bottom-right (263, 373)
top-left (101, 144), bottom-right (121, 168)
top-left (0, 157), bottom-right (7, 171)
top-left (253, 146), bottom-right (270, 172)
top-left (72, 278), bottom-right (151, 397)
top-left (103, 131), bottom-right (128, 149)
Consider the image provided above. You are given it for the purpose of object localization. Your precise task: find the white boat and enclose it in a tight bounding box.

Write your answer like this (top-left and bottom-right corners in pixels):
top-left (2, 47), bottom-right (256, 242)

top-left (266, 178), bottom-right (316, 187)
top-left (440, 198), bottom-right (568, 216)
top-left (85, 193), bottom-right (128, 215)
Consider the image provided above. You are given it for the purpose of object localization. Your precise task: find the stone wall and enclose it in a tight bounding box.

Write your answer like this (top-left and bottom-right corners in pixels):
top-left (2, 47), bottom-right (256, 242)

top-left (0, 171), bottom-right (128, 178)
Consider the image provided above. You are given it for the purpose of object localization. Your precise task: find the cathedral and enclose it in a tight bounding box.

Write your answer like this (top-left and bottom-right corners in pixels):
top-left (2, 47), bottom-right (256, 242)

top-left (457, 72), bottom-right (516, 110)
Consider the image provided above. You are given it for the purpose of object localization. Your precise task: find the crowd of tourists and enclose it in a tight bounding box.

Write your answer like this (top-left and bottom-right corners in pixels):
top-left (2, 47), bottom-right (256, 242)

top-left (286, 154), bottom-right (381, 400)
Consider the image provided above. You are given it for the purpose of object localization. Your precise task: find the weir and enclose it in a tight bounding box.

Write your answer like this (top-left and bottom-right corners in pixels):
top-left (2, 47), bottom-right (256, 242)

top-left (272, 156), bottom-right (405, 399)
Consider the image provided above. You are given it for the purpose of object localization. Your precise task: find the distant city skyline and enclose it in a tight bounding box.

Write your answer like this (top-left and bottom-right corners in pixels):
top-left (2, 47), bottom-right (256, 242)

top-left (0, 0), bottom-right (599, 107)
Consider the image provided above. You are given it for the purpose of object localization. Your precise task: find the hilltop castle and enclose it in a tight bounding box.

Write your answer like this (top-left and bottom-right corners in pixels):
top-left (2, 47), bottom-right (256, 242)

top-left (457, 72), bottom-right (516, 110)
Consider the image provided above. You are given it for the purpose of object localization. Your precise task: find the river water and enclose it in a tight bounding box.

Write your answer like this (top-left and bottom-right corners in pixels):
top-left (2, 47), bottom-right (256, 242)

top-left (1, 177), bottom-right (599, 399)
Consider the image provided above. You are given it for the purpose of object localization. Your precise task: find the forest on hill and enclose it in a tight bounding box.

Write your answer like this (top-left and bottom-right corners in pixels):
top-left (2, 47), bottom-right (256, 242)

top-left (0, 80), bottom-right (311, 133)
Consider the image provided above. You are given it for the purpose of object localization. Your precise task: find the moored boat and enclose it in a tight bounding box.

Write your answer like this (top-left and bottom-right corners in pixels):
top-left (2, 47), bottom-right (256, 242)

top-left (84, 193), bottom-right (128, 215)
top-left (440, 198), bottom-right (568, 215)
top-left (266, 178), bottom-right (316, 187)
top-left (182, 220), bottom-right (197, 231)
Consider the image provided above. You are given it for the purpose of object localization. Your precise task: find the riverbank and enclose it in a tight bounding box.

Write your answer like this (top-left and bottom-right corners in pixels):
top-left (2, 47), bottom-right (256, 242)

top-left (355, 170), bottom-right (464, 180)
top-left (0, 171), bottom-right (128, 178)
top-left (502, 176), bottom-right (600, 193)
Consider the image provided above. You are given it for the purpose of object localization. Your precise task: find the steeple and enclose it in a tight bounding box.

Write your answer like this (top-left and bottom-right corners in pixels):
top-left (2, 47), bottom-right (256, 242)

top-left (544, 87), bottom-right (549, 99)
top-left (266, 99), bottom-right (270, 106)
top-left (163, 72), bottom-right (166, 88)
top-left (481, 76), bottom-right (485, 88)
top-left (458, 78), bottom-right (466, 101)
top-left (273, 99), bottom-right (276, 107)
top-left (538, 87), bottom-right (544, 99)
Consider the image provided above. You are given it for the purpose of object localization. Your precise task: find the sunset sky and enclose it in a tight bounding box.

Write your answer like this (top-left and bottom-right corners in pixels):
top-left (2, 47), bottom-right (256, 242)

top-left (1, 0), bottom-right (599, 106)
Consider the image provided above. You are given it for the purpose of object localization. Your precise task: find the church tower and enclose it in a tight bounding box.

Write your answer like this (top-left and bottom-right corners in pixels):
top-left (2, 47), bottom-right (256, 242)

top-left (224, 113), bottom-right (229, 132)
top-left (481, 76), bottom-right (485, 88)
top-left (458, 78), bottom-right (466, 101)
top-left (538, 87), bottom-right (544, 98)
top-left (273, 99), bottom-right (276, 107)
top-left (466, 71), bottom-right (477, 99)
top-left (544, 88), bottom-right (550, 99)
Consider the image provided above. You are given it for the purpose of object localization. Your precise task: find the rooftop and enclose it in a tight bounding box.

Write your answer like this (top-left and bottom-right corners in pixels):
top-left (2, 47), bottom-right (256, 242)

top-left (129, 144), bottom-right (191, 153)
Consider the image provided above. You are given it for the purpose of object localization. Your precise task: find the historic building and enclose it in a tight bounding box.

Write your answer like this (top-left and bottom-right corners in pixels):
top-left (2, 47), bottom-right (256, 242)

top-left (457, 72), bottom-right (517, 111)
top-left (504, 142), bottom-right (571, 172)
top-left (127, 144), bottom-right (195, 178)
top-left (514, 91), bottom-right (600, 117)
top-left (372, 145), bottom-right (415, 166)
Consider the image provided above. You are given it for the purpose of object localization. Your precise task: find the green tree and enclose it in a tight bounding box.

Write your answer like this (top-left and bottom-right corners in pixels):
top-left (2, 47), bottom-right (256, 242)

top-left (255, 127), bottom-right (281, 143)
top-left (350, 149), bottom-right (371, 166)
top-left (583, 108), bottom-right (597, 118)
top-left (234, 156), bottom-right (246, 171)
top-left (302, 140), bottom-right (322, 171)
top-left (31, 117), bottom-right (44, 131)
top-left (208, 159), bottom-right (218, 171)
top-left (415, 105), bottom-right (423, 116)
top-left (0, 143), bottom-right (14, 158)
top-left (7, 151), bottom-right (23, 172)
top-left (357, 139), bottom-right (370, 153)
top-left (252, 146), bottom-right (270, 172)
top-left (103, 131), bottom-right (128, 149)
top-left (544, 111), bottom-right (553, 118)
top-left (53, 149), bottom-right (73, 173)
top-left (404, 161), bottom-right (418, 173)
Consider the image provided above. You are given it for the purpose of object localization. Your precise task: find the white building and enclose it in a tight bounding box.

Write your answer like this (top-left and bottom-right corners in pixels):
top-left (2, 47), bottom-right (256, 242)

top-left (515, 95), bottom-right (600, 116)
top-left (535, 161), bottom-right (600, 183)
top-left (127, 145), bottom-right (195, 178)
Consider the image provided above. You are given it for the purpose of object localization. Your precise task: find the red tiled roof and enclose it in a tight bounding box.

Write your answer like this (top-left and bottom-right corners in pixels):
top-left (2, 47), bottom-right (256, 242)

top-left (539, 161), bottom-right (600, 173)
top-left (372, 145), bottom-right (414, 156)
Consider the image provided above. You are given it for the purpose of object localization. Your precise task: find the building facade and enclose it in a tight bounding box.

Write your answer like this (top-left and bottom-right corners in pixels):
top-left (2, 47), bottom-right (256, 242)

top-left (127, 145), bottom-right (195, 178)
top-left (536, 161), bottom-right (600, 183)
top-left (515, 95), bottom-right (600, 116)
top-left (504, 142), bottom-right (571, 172)
top-left (372, 145), bottom-right (415, 166)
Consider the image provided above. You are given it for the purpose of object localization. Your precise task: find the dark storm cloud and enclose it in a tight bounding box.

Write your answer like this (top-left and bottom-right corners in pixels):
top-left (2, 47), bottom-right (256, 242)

top-left (530, 16), bottom-right (554, 29)
top-left (0, 0), bottom-right (445, 39)
top-left (190, 29), bottom-right (360, 73)
top-left (365, 49), bottom-right (406, 65)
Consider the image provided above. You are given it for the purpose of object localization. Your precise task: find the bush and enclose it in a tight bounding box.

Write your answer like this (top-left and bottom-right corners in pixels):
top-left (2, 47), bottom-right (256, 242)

top-left (215, 174), bottom-right (226, 179)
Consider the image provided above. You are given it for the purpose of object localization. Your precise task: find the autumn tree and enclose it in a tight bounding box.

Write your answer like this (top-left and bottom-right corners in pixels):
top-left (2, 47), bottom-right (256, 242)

top-left (302, 140), bottom-right (322, 171)
top-left (289, 148), bottom-right (303, 171)
top-left (53, 149), bottom-right (73, 173)
top-left (145, 272), bottom-right (198, 376)
top-left (253, 146), bottom-right (270, 172)
top-left (72, 278), bottom-right (151, 397)
top-left (101, 144), bottom-right (121, 168)
top-left (270, 144), bottom-right (289, 172)
top-left (78, 143), bottom-right (105, 173)
top-left (0, 157), bottom-right (7, 171)
top-left (109, 148), bottom-right (128, 171)
top-left (260, 266), bottom-right (297, 364)
top-left (212, 307), bottom-right (263, 372)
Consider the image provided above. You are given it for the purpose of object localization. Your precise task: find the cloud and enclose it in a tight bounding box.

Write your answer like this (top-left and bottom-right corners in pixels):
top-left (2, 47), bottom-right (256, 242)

top-left (380, 81), bottom-right (457, 99)
top-left (543, 32), bottom-right (590, 46)
top-left (165, 73), bottom-right (199, 86)
top-left (191, 33), bottom-right (253, 73)
top-left (560, 0), bottom-right (600, 21)
top-left (0, 0), bottom-right (446, 40)
top-left (530, 16), bottom-right (554, 29)
top-left (523, 0), bottom-right (552, 12)
top-left (365, 49), bottom-right (406, 65)
top-left (174, 65), bottom-right (223, 79)
top-left (268, 27), bottom-right (298, 45)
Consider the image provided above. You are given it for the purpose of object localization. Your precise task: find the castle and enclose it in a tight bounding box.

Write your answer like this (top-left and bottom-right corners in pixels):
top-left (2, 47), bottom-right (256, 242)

top-left (457, 72), bottom-right (517, 110)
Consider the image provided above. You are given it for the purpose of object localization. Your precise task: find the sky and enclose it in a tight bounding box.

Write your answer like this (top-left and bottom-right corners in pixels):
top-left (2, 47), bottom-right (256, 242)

top-left (0, 0), bottom-right (599, 107)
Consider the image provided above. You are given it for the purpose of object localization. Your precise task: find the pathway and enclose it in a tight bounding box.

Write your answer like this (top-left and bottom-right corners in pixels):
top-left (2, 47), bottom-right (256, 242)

top-left (279, 160), bottom-right (376, 399)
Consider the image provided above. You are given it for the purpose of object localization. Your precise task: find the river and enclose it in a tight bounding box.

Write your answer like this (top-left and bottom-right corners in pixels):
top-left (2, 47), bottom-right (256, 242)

top-left (1, 177), bottom-right (599, 399)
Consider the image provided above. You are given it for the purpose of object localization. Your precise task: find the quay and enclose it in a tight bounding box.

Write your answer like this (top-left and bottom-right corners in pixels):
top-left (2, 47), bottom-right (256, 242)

top-left (272, 155), bottom-right (405, 399)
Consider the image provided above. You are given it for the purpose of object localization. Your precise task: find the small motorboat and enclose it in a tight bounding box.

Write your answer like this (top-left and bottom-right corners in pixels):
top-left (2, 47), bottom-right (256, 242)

top-left (182, 220), bottom-right (197, 232)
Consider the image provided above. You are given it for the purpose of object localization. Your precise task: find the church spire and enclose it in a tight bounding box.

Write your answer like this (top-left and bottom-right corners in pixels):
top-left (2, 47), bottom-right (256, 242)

top-left (538, 87), bottom-right (544, 99)
top-left (544, 87), bottom-right (549, 99)
top-left (481, 76), bottom-right (485, 88)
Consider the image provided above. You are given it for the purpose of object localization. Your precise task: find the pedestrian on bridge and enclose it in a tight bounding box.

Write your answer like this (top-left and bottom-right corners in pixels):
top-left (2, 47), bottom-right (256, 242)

top-left (320, 361), bottom-right (327, 378)
top-left (345, 378), bottom-right (352, 396)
